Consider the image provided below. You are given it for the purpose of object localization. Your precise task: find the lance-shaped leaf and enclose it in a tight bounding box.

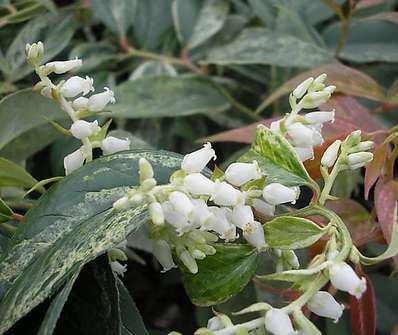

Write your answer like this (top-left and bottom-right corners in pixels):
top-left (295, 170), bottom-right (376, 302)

top-left (239, 125), bottom-right (312, 187)
top-left (0, 198), bottom-right (13, 224)
top-left (181, 244), bottom-right (258, 306)
top-left (264, 216), bottom-right (327, 249)
top-left (0, 150), bottom-right (182, 333)
top-left (0, 157), bottom-right (39, 189)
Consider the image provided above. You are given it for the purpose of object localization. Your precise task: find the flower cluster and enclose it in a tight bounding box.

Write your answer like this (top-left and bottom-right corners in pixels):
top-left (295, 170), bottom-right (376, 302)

top-left (25, 42), bottom-right (131, 175)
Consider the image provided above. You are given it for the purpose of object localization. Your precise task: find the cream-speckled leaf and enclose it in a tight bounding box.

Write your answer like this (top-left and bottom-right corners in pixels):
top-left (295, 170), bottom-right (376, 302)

top-left (239, 125), bottom-right (311, 186)
top-left (204, 28), bottom-right (336, 67)
top-left (0, 150), bottom-right (182, 333)
top-left (187, 0), bottom-right (230, 49)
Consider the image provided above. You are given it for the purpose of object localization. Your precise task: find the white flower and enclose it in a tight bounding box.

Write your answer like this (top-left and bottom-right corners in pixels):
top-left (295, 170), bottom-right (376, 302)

top-left (252, 198), bottom-right (275, 216)
top-left (263, 183), bottom-right (299, 205)
top-left (293, 77), bottom-right (314, 99)
top-left (46, 59), bottom-right (82, 74)
top-left (321, 140), bottom-right (341, 168)
top-left (87, 87), bottom-right (116, 112)
top-left (152, 239), bottom-right (176, 272)
top-left (101, 136), bottom-right (131, 155)
top-left (72, 96), bottom-right (89, 110)
top-left (270, 120), bottom-right (282, 134)
top-left (184, 173), bottom-right (215, 195)
top-left (70, 120), bottom-right (100, 139)
top-left (179, 249), bottom-right (198, 274)
top-left (110, 261), bottom-right (127, 277)
top-left (329, 262), bottom-right (367, 299)
top-left (211, 180), bottom-right (243, 206)
top-left (313, 73), bottom-right (327, 86)
top-left (287, 123), bottom-right (318, 147)
top-left (208, 207), bottom-right (237, 241)
top-left (351, 141), bottom-right (374, 152)
top-left (139, 158), bottom-right (154, 182)
top-left (294, 147), bottom-right (314, 161)
top-left (162, 201), bottom-right (190, 233)
top-left (324, 85), bottom-right (336, 94)
top-left (231, 205), bottom-right (254, 229)
top-left (301, 91), bottom-right (331, 109)
top-left (224, 161), bottom-right (262, 186)
top-left (63, 148), bottom-right (85, 175)
top-left (207, 316), bottom-right (224, 331)
top-left (243, 221), bottom-right (266, 250)
top-left (308, 291), bottom-right (345, 323)
top-left (25, 41), bottom-right (44, 61)
top-left (60, 76), bottom-right (94, 98)
top-left (347, 152), bottom-right (374, 170)
top-left (305, 110), bottom-right (335, 124)
top-left (169, 191), bottom-right (194, 216)
top-left (265, 309), bottom-right (296, 335)
top-left (149, 202), bottom-right (164, 225)
top-left (181, 142), bottom-right (216, 173)
top-left (113, 196), bottom-right (131, 210)
top-left (190, 199), bottom-right (213, 227)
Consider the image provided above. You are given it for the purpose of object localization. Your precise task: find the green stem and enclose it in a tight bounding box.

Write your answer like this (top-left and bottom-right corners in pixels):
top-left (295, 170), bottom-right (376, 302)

top-left (319, 164), bottom-right (341, 205)
top-left (214, 316), bottom-right (264, 335)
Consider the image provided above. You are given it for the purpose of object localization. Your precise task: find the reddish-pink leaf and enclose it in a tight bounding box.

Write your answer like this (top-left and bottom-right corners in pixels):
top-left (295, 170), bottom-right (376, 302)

top-left (350, 271), bottom-right (376, 335)
top-left (364, 142), bottom-right (389, 199)
top-left (375, 179), bottom-right (398, 269)
top-left (356, 0), bottom-right (386, 8)
top-left (361, 12), bottom-right (398, 23)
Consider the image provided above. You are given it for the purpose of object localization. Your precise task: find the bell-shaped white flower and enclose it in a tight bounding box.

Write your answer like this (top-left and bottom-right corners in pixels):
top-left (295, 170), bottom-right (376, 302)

top-left (87, 87), bottom-right (116, 112)
top-left (263, 183), bottom-right (299, 205)
top-left (101, 136), bottom-right (131, 155)
top-left (243, 221), bottom-right (266, 250)
top-left (113, 196), bottom-right (131, 210)
top-left (139, 158), bottom-right (154, 182)
top-left (224, 161), bottom-right (262, 186)
top-left (301, 91), bottom-right (331, 109)
top-left (181, 142), bottom-right (216, 173)
top-left (64, 148), bottom-right (85, 175)
top-left (252, 198), bottom-right (275, 216)
top-left (169, 191), bottom-right (194, 216)
top-left (293, 77), bottom-right (314, 99)
top-left (294, 147), bottom-right (314, 161)
top-left (72, 96), bottom-right (89, 110)
top-left (287, 123), bottom-right (316, 147)
top-left (305, 110), bottom-right (335, 124)
top-left (211, 180), bottom-right (243, 206)
top-left (60, 76), bottom-right (94, 98)
top-left (184, 173), bottom-right (215, 196)
top-left (149, 202), bottom-right (164, 225)
top-left (190, 199), bottom-right (213, 227)
top-left (347, 152), bottom-right (374, 170)
top-left (208, 207), bottom-right (237, 241)
top-left (329, 262), bottom-right (367, 299)
top-left (321, 140), bottom-right (341, 168)
top-left (110, 261), bottom-right (127, 277)
top-left (308, 291), bottom-right (345, 323)
top-left (162, 201), bottom-right (190, 233)
top-left (46, 59), bottom-right (82, 74)
top-left (152, 239), bottom-right (176, 272)
top-left (265, 309), bottom-right (296, 335)
top-left (70, 120), bottom-right (100, 139)
top-left (207, 316), bottom-right (224, 331)
top-left (231, 205), bottom-right (254, 229)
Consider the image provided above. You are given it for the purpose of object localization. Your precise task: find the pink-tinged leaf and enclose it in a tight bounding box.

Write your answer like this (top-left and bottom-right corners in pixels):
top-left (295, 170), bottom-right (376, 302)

top-left (387, 80), bottom-right (398, 103)
top-left (258, 64), bottom-right (386, 111)
top-left (361, 12), bottom-right (398, 24)
top-left (364, 142), bottom-right (389, 199)
top-left (375, 179), bottom-right (398, 269)
top-left (349, 271), bottom-right (376, 335)
top-left (356, 0), bottom-right (386, 8)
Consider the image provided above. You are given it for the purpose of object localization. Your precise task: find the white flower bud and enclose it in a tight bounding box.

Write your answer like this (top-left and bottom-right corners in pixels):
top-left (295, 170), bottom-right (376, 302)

top-left (87, 87), bottom-right (116, 112)
top-left (252, 198), bottom-right (275, 216)
top-left (169, 191), bottom-right (194, 216)
top-left (287, 123), bottom-right (316, 147)
top-left (350, 141), bottom-right (374, 153)
top-left (25, 41), bottom-right (44, 62)
top-left (162, 201), bottom-right (190, 233)
top-left (207, 316), bottom-right (224, 331)
top-left (324, 85), bottom-right (336, 94)
top-left (179, 249), bottom-right (198, 274)
top-left (152, 240), bottom-right (176, 272)
top-left (265, 309), bottom-right (295, 335)
top-left (139, 158), bottom-right (154, 182)
top-left (60, 76), bottom-right (94, 98)
top-left (347, 152), bottom-right (374, 169)
top-left (110, 261), bottom-right (127, 277)
top-left (208, 207), bottom-right (237, 241)
top-left (45, 59), bottom-right (82, 74)
top-left (101, 136), bottom-right (131, 155)
top-left (243, 221), bottom-right (266, 250)
top-left (300, 91), bottom-right (331, 109)
top-left (283, 250), bottom-right (300, 269)
top-left (329, 262), bottom-right (367, 299)
top-left (211, 180), bottom-right (243, 207)
top-left (184, 173), bottom-right (215, 195)
top-left (321, 140), bottom-right (341, 168)
top-left (113, 196), bottom-right (131, 210)
top-left (181, 142), bottom-right (216, 173)
top-left (308, 291), bottom-right (345, 323)
top-left (63, 148), bottom-right (85, 175)
top-left (270, 120), bottom-right (282, 134)
top-left (305, 110), bottom-right (335, 124)
top-left (70, 120), bottom-right (100, 139)
top-left (231, 205), bottom-right (254, 229)
top-left (263, 183), bottom-right (299, 205)
top-left (313, 73), bottom-right (327, 85)
top-left (294, 147), bottom-right (314, 161)
top-left (293, 77), bottom-right (314, 99)
top-left (72, 96), bottom-right (89, 110)
top-left (149, 202), bottom-right (164, 225)
top-left (224, 161), bottom-right (262, 186)
top-left (190, 199), bottom-right (213, 228)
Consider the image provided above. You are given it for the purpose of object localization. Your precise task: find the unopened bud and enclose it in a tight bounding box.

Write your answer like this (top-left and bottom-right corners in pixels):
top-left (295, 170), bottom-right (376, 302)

top-left (149, 202), bottom-right (164, 225)
top-left (293, 77), bottom-right (314, 99)
top-left (301, 91), bottom-right (331, 109)
top-left (321, 140), bottom-right (341, 168)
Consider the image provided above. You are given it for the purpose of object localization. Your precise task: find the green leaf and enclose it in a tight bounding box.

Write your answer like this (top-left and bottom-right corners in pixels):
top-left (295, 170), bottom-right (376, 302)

top-left (91, 0), bottom-right (137, 37)
top-left (187, 0), bottom-right (230, 50)
top-left (110, 75), bottom-right (230, 118)
top-left (0, 198), bottom-right (13, 223)
top-left (129, 61), bottom-right (177, 81)
top-left (172, 0), bottom-right (201, 45)
top-left (0, 157), bottom-right (38, 189)
top-left (264, 216), bottom-right (326, 249)
top-left (239, 125), bottom-right (312, 187)
top-left (204, 28), bottom-right (336, 68)
top-left (0, 150), bottom-right (183, 333)
top-left (181, 244), bottom-right (258, 306)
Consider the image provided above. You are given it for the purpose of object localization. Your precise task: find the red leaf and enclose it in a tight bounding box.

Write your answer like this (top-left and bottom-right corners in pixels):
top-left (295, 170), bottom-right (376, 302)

top-left (375, 179), bottom-right (398, 269)
top-left (350, 271), bottom-right (376, 335)
top-left (364, 142), bottom-right (389, 199)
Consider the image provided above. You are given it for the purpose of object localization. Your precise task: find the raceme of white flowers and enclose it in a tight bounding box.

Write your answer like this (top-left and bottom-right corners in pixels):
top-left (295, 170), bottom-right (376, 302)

top-left (25, 42), bottom-right (131, 176)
